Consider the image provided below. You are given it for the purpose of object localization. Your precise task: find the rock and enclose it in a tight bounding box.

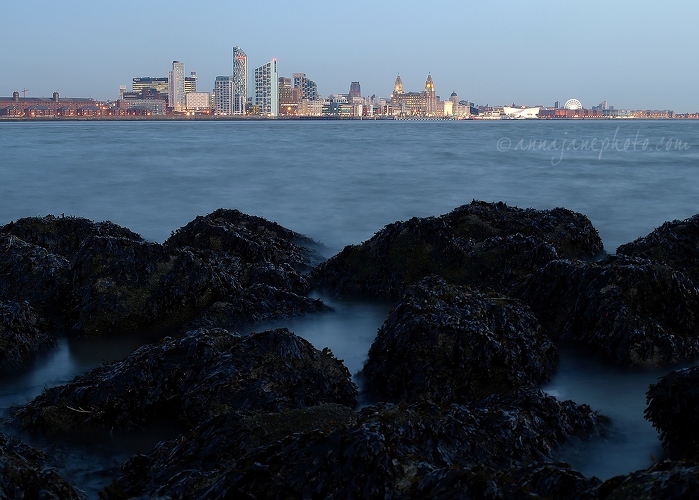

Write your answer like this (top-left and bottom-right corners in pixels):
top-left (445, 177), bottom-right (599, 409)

top-left (645, 366), bottom-right (699, 460)
top-left (410, 462), bottom-right (602, 499)
top-left (362, 276), bottom-right (557, 404)
top-left (0, 233), bottom-right (71, 319)
top-left (106, 404), bottom-right (358, 499)
top-left (599, 460), bottom-right (699, 499)
top-left (0, 300), bottom-right (56, 377)
top-left (516, 255), bottom-right (699, 366)
top-left (1, 214), bottom-right (142, 261)
top-left (198, 391), bottom-right (605, 499)
top-left (312, 200), bottom-right (604, 297)
top-left (68, 235), bottom-right (235, 336)
top-left (0, 432), bottom-right (85, 499)
top-left (617, 214), bottom-right (699, 286)
top-left (13, 327), bottom-right (357, 434)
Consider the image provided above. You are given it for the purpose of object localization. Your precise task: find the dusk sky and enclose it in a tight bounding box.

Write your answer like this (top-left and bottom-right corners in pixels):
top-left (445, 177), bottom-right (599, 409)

top-left (2, 0), bottom-right (698, 111)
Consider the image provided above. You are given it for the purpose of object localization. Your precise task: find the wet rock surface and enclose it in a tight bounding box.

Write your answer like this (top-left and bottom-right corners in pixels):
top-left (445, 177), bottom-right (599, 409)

top-left (645, 366), bottom-right (699, 460)
top-left (617, 214), bottom-right (699, 285)
top-left (13, 327), bottom-right (358, 434)
top-left (0, 432), bottom-right (86, 499)
top-left (105, 390), bottom-right (605, 499)
top-left (599, 460), bottom-right (699, 499)
top-left (0, 300), bottom-right (55, 377)
top-left (362, 276), bottom-right (557, 404)
top-left (516, 255), bottom-right (699, 367)
top-left (312, 200), bottom-right (603, 297)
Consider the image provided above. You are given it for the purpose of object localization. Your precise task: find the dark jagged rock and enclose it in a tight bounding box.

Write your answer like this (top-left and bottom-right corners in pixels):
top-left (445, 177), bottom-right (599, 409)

top-left (516, 255), bottom-right (699, 367)
top-left (362, 276), bottom-right (557, 404)
top-left (645, 366), bottom-right (699, 460)
top-left (194, 391), bottom-right (605, 499)
top-left (1, 214), bottom-right (143, 261)
top-left (13, 327), bottom-right (357, 434)
top-left (599, 460), bottom-right (699, 499)
top-left (0, 300), bottom-right (56, 377)
top-left (0, 233), bottom-right (71, 318)
top-left (617, 214), bottom-right (699, 286)
top-left (106, 404), bottom-right (358, 499)
top-left (410, 463), bottom-right (601, 499)
top-left (312, 200), bottom-right (604, 297)
top-left (165, 208), bottom-right (322, 272)
top-left (68, 235), bottom-right (236, 336)
top-left (0, 432), bottom-right (86, 499)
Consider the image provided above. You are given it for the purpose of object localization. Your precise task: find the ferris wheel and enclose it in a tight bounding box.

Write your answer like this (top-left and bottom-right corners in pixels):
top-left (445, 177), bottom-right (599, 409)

top-left (564, 98), bottom-right (583, 110)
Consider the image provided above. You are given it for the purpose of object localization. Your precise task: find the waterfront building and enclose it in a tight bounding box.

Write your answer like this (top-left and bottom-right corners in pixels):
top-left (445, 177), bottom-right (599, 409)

top-left (232, 46), bottom-right (248, 115)
top-left (279, 77), bottom-right (301, 115)
top-left (0, 91), bottom-right (98, 117)
top-left (349, 81), bottom-right (361, 98)
top-left (133, 77), bottom-right (169, 95)
top-left (425, 74), bottom-right (437, 115)
top-left (185, 72), bottom-right (197, 93)
top-left (292, 73), bottom-right (318, 101)
top-left (185, 92), bottom-right (211, 111)
top-left (255, 59), bottom-right (279, 116)
top-left (390, 73), bottom-right (442, 116)
top-left (214, 76), bottom-right (234, 115)
top-left (168, 61), bottom-right (186, 112)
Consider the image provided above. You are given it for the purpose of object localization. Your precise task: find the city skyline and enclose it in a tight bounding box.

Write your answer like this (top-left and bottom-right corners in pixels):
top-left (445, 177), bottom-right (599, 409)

top-left (2, 1), bottom-right (699, 111)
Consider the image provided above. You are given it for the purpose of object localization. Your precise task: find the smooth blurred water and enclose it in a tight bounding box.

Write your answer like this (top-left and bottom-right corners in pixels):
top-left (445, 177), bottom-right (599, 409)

top-left (1, 119), bottom-right (699, 490)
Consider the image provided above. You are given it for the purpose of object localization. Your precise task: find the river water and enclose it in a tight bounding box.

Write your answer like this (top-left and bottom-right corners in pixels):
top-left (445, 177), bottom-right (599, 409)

top-left (1, 119), bottom-right (698, 493)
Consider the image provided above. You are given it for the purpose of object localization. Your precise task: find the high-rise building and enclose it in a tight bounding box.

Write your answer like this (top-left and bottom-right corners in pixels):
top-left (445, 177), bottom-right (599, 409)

top-left (425, 74), bottom-right (437, 115)
top-left (255, 59), bottom-right (279, 116)
top-left (185, 71), bottom-right (197, 93)
top-left (168, 61), bottom-right (186, 111)
top-left (349, 81), bottom-right (361, 98)
top-left (292, 73), bottom-right (318, 101)
top-left (133, 77), bottom-right (169, 95)
top-left (214, 75), bottom-right (234, 115)
top-left (232, 46), bottom-right (248, 115)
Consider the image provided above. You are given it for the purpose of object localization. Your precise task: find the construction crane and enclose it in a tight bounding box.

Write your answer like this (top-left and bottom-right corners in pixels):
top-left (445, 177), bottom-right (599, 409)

top-left (22, 89), bottom-right (29, 97)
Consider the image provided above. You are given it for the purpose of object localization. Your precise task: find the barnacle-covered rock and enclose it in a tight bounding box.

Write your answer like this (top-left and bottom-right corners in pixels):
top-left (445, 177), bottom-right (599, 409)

top-left (183, 391), bottom-right (603, 499)
top-left (617, 214), bottom-right (699, 285)
top-left (516, 255), bottom-right (699, 366)
top-left (13, 327), bottom-right (357, 434)
top-left (0, 300), bottom-right (55, 377)
top-left (68, 235), bottom-right (236, 336)
top-left (645, 366), bottom-right (699, 460)
top-left (362, 276), bottom-right (557, 404)
top-left (312, 200), bottom-right (603, 297)
top-left (599, 460), bottom-right (699, 499)
top-left (0, 432), bottom-right (85, 499)
top-left (1, 214), bottom-right (143, 261)
top-left (0, 233), bottom-right (71, 318)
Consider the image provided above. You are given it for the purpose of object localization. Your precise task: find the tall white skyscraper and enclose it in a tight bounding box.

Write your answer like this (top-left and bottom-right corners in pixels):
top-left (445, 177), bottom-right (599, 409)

top-left (232, 46), bottom-right (248, 115)
top-left (255, 59), bottom-right (278, 117)
top-left (168, 60), bottom-right (186, 112)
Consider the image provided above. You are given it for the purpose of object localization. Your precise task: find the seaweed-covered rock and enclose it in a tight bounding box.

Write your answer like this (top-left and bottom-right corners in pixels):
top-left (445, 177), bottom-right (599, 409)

top-left (362, 276), bottom-right (557, 404)
top-left (68, 236), bottom-right (236, 336)
top-left (1, 214), bottom-right (143, 261)
top-left (617, 214), bottom-right (699, 285)
top-left (517, 255), bottom-right (699, 367)
top-left (107, 404), bottom-right (358, 499)
top-left (410, 463), bottom-right (601, 499)
top-left (165, 208), bottom-right (322, 272)
top-left (312, 200), bottom-right (603, 297)
top-left (200, 391), bottom-right (605, 499)
top-left (645, 366), bottom-right (699, 460)
top-left (0, 233), bottom-right (71, 318)
top-left (0, 300), bottom-right (56, 377)
top-left (13, 327), bottom-right (358, 434)
top-left (599, 460), bottom-right (699, 499)
top-left (0, 432), bottom-right (86, 499)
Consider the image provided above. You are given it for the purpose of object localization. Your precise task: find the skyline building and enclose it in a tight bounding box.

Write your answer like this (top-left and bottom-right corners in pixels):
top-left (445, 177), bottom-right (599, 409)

top-left (255, 59), bottom-right (279, 116)
top-left (214, 75), bottom-right (234, 115)
top-left (232, 46), bottom-right (248, 115)
top-left (292, 73), bottom-right (318, 101)
top-left (349, 81), bottom-right (361, 98)
top-left (168, 60), bottom-right (186, 111)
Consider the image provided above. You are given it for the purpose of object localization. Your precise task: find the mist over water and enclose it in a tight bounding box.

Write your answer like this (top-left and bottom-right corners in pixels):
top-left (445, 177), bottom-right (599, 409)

top-left (1, 119), bottom-right (698, 490)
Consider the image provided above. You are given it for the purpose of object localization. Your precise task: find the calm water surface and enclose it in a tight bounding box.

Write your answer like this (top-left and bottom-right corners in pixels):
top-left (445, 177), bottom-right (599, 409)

top-left (1, 119), bottom-right (698, 493)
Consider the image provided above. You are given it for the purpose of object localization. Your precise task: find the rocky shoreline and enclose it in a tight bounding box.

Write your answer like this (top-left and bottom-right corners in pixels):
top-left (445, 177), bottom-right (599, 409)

top-left (2, 201), bottom-right (699, 498)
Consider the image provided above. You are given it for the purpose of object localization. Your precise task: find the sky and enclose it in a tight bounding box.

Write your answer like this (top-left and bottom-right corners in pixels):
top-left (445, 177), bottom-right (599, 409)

top-left (1, 0), bottom-right (698, 111)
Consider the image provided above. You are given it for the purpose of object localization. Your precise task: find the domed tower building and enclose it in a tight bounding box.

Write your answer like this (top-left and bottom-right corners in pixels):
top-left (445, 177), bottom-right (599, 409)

top-left (425, 74), bottom-right (437, 115)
